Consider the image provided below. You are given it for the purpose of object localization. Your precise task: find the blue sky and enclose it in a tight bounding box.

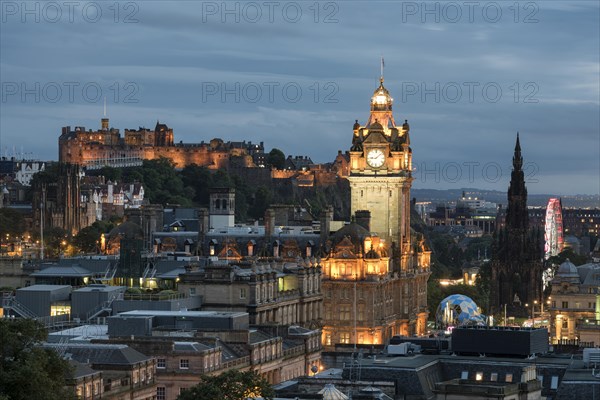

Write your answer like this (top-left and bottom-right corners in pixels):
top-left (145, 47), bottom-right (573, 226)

top-left (1, 1), bottom-right (598, 195)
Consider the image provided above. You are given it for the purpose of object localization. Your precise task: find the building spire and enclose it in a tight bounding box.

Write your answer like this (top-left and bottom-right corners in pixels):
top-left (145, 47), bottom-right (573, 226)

top-left (380, 56), bottom-right (385, 83)
top-left (506, 132), bottom-right (528, 232)
top-left (513, 132), bottom-right (523, 170)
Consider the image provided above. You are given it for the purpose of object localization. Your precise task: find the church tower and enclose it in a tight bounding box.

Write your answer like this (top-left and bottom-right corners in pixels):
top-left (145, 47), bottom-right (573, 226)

top-left (491, 134), bottom-right (543, 313)
top-left (347, 76), bottom-right (414, 271)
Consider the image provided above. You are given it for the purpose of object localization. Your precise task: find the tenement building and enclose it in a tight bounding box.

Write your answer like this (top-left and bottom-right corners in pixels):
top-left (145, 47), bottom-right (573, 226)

top-left (320, 76), bottom-right (431, 348)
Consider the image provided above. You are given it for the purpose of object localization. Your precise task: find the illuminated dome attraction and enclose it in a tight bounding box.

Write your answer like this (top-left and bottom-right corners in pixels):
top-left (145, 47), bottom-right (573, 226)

top-left (435, 294), bottom-right (485, 328)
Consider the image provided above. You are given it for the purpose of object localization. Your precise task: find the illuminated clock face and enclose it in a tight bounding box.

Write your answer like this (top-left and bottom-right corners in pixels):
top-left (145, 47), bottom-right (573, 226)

top-left (366, 149), bottom-right (385, 168)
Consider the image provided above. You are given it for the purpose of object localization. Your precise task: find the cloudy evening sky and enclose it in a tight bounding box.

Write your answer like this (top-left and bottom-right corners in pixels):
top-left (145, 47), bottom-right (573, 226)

top-left (1, 0), bottom-right (598, 195)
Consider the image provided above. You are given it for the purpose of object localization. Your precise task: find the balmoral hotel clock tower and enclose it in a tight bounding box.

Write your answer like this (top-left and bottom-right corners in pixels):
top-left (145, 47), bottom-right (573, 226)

top-left (348, 76), bottom-right (423, 271)
top-left (320, 75), bottom-right (431, 348)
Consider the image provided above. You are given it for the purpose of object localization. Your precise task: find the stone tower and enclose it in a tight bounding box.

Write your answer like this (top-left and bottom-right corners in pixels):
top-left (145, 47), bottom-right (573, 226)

top-left (209, 187), bottom-right (235, 229)
top-left (347, 76), bottom-right (414, 272)
top-left (491, 134), bottom-right (543, 313)
top-left (319, 75), bottom-right (431, 348)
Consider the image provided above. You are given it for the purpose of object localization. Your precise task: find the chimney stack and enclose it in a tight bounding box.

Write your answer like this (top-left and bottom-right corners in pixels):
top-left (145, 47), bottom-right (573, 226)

top-left (355, 210), bottom-right (371, 231)
top-left (320, 206), bottom-right (333, 243)
top-left (265, 208), bottom-right (275, 239)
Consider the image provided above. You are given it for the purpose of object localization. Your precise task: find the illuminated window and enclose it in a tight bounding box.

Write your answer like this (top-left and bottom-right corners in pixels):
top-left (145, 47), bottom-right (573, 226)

top-left (340, 332), bottom-right (351, 344)
top-left (325, 334), bottom-right (332, 346)
top-left (340, 305), bottom-right (351, 320)
top-left (491, 373), bottom-right (498, 381)
top-left (50, 305), bottom-right (71, 316)
top-left (475, 372), bottom-right (483, 381)
top-left (505, 374), bottom-right (513, 383)
top-left (461, 371), bottom-right (468, 379)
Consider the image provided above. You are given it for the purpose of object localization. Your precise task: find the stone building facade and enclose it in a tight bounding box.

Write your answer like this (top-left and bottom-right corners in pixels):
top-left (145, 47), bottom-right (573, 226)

top-left (179, 260), bottom-right (322, 329)
top-left (320, 77), bottom-right (431, 348)
top-left (548, 259), bottom-right (600, 344)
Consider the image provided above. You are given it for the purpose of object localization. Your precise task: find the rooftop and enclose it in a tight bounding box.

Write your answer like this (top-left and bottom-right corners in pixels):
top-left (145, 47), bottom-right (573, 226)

top-left (17, 284), bottom-right (71, 291)
top-left (117, 310), bottom-right (248, 318)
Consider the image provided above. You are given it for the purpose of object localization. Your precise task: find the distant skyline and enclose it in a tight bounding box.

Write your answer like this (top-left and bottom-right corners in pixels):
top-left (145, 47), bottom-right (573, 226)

top-left (1, 1), bottom-right (598, 195)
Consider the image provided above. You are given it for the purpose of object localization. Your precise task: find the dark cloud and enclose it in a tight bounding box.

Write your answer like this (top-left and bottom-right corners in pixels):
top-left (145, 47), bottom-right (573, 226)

top-left (0, 1), bottom-right (598, 195)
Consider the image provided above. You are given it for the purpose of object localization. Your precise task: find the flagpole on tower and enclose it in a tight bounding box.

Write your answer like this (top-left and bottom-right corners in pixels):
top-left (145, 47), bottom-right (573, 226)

top-left (380, 56), bottom-right (385, 82)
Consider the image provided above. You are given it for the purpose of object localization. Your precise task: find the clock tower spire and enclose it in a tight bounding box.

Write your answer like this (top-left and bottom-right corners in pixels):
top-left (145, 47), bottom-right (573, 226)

top-left (348, 76), bottom-right (413, 256)
top-left (328, 70), bottom-right (431, 339)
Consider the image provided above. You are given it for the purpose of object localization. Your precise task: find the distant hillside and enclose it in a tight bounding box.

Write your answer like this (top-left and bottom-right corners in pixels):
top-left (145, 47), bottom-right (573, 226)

top-left (411, 188), bottom-right (599, 208)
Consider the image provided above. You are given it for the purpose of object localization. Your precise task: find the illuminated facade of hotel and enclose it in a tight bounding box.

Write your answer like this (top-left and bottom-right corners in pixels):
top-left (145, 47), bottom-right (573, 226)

top-left (320, 77), bottom-right (431, 348)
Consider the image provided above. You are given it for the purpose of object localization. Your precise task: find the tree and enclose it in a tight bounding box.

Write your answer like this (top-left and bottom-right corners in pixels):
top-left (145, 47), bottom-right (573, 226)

top-left (72, 220), bottom-right (116, 254)
top-left (121, 158), bottom-right (192, 206)
top-left (547, 247), bottom-right (588, 267)
top-left (177, 369), bottom-right (273, 400)
top-left (0, 209), bottom-right (25, 252)
top-left (0, 208), bottom-right (25, 237)
top-left (0, 319), bottom-right (75, 400)
top-left (96, 166), bottom-right (122, 182)
top-left (266, 148), bottom-right (285, 169)
top-left (249, 186), bottom-right (273, 220)
top-left (180, 164), bottom-right (213, 205)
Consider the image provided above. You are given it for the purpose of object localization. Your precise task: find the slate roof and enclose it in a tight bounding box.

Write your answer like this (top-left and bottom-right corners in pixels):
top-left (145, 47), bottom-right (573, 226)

top-left (31, 265), bottom-right (92, 277)
top-left (173, 341), bottom-right (213, 352)
top-left (107, 221), bottom-right (144, 240)
top-left (328, 222), bottom-right (370, 249)
top-left (69, 359), bottom-right (99, 379)
top-left (18, 284), bottom-right (71, 292)
top-left (318, 384), bottom-right (349, 400)
top-left (578, 263), bottom-right (600, 286)
top-left (249, 330), bottom-right (276, 344)
top-left (58, 258), bottom-right (116, 274)
top-left (156, 267), bottom-right (187, 279)
top-left (62, 344), bottom-right (152, 366)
